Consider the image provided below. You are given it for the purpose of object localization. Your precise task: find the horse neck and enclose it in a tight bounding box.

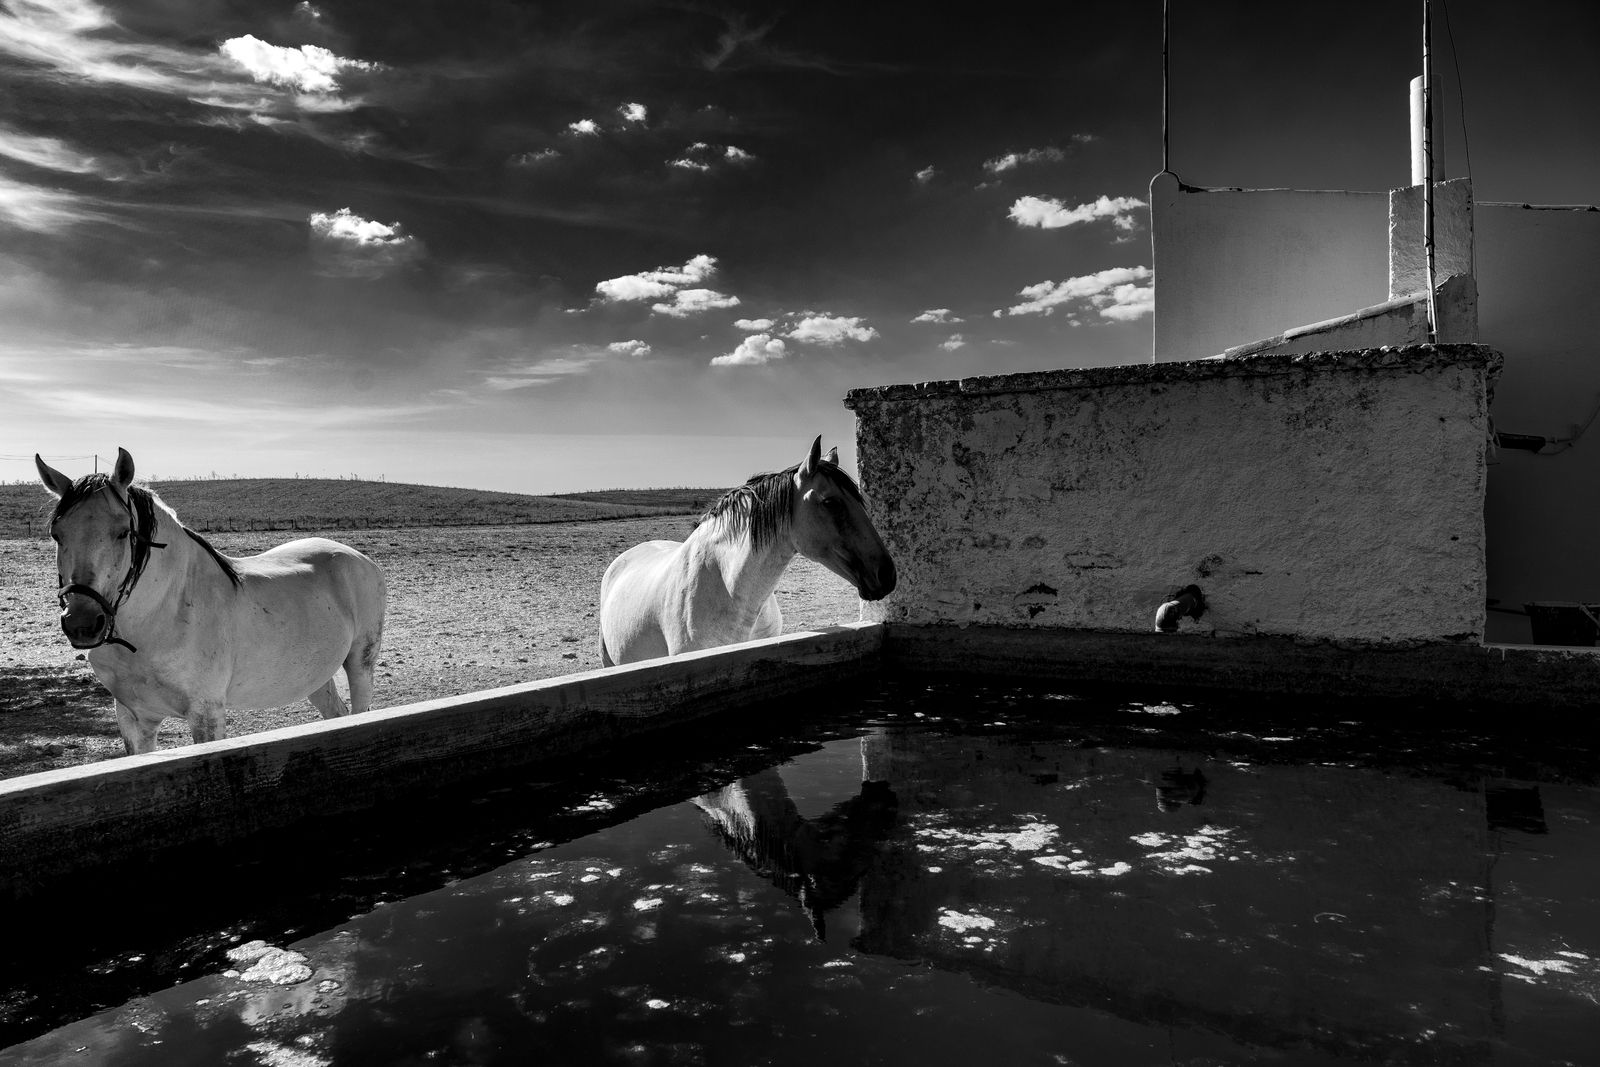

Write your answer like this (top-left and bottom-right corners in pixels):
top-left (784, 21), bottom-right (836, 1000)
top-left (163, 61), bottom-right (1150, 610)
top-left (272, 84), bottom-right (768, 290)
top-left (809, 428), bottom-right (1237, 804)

top-left (116, 503), bottom-right (203, 622)
top-left (690, 515), bottom-right (795, 615)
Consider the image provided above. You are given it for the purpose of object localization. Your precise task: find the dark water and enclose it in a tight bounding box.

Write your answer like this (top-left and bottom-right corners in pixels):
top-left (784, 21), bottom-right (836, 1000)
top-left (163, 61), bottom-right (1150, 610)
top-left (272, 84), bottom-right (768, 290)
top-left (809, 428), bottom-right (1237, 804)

top-left (2, 678), bottom-right (1597, 1065)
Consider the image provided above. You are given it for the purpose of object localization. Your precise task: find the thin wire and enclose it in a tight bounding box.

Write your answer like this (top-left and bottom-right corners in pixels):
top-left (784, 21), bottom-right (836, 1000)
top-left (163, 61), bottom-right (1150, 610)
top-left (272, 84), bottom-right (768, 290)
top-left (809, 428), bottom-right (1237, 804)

top-left (1439, 0), bottom-right (1475, 275)
top-left (1162, 0), bottom-right (1170, 175)
top-left (1422, 0), bottom-right (1438, 343)
top-left (0, 453), bottom-right (98, 461)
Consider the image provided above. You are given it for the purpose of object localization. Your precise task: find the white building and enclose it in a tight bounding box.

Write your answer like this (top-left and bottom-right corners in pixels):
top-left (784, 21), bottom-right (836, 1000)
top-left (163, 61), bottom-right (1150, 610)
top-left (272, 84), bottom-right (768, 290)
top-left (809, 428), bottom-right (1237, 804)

top-left (1149, 80), bottom-right (1600, 644)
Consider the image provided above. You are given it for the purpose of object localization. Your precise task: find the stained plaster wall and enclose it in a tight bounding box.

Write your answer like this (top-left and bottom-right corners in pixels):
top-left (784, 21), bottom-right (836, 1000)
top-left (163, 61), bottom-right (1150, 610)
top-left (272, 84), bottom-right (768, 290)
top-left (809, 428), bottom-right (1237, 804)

top-left (1149, 173), bottom-right (1391, 362)
top-left (845, 345), bottom-right (1499, 645)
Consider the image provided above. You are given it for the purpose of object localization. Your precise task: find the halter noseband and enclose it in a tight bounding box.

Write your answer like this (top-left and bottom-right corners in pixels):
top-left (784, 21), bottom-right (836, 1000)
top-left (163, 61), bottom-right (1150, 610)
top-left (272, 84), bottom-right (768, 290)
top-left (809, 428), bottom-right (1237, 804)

top-left (53, 484), bottom-right (168, 654)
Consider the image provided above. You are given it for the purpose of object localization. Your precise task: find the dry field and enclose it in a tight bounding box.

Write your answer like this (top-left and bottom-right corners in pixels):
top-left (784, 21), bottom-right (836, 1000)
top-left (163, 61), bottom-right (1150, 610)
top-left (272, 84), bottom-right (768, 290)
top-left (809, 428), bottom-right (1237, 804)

top-left (0, 517), bottom-right (862, 779)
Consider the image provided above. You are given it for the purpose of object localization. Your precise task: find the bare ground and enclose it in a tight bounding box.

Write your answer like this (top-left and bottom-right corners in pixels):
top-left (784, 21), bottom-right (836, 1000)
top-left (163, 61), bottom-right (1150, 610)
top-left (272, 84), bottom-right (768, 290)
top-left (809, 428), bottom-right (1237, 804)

top-left (0, 518), bottom-right (862, 779)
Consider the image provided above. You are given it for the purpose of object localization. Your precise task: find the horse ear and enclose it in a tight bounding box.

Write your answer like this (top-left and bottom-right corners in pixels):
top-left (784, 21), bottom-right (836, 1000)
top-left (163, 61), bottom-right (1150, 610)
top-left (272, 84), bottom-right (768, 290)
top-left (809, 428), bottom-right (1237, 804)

top-left (111, 448), bottom-right (134, 490)
top-left (825, 446), bottom-right (839, 466)
top-left (800, 435), bottom-right (822, 478)
top-left (35, 454), bottom-right (73, 498)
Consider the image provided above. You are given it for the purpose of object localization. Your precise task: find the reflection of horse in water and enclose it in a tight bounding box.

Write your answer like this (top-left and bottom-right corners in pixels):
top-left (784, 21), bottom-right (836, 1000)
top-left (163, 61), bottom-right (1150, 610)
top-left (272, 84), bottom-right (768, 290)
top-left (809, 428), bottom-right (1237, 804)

top-left (693, 766), bottom-right (897, 940)
top-left (1155, 765), bottom-right (1208, 812)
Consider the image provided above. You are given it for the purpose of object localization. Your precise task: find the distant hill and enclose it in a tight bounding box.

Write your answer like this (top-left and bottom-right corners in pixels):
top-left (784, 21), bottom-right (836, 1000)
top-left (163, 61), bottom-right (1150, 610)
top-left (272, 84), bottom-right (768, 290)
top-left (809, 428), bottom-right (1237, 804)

top-left (0, 479), bottom-right (725, 539)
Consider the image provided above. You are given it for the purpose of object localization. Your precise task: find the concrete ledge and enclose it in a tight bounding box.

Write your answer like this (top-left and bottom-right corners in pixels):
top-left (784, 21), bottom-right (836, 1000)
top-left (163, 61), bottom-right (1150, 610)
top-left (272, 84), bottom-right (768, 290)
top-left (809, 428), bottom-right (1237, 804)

top-left (843, 343), bottom-right (1501, 406)
top-left (0, 623), bottom-right (883, 900)
top-left (882, 624), bottom-right (1600, 708)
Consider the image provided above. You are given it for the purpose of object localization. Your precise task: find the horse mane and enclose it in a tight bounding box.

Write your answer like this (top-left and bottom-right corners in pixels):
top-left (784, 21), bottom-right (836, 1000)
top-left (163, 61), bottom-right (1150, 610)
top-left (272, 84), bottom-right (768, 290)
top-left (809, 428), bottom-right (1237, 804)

top-left (51, 474), bottom-right (243, 589)
top-left (695, 461), bottom-right (864, 552)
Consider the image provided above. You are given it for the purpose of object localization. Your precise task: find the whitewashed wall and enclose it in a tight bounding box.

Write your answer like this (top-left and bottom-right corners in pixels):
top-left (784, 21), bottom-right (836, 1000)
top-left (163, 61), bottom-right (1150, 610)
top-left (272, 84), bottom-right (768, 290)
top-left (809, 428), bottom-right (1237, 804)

top-left (846, 345), bottom-right (1499, 645)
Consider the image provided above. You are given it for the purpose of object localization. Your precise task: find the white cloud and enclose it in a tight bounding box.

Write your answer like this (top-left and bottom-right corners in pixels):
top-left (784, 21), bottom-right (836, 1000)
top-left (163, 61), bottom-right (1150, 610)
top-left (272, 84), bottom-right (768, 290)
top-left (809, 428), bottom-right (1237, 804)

top-left (787, 314), bottom-right (878, 346)
top-left (734, 317), bottom-right (775, 331)
top-left (219, 35), bottom-right (380, 95)
top-left (510, 148), bottom-right (560, 167)
top-left (940, 333), bottom-right (967, 350)
top-left (983, 147), bottom-right (1065, 174)
top-left (1009, 194), bottom-right (1147, 231)
top-left (1000, 265), bottom-right (1153, 320)
top-left (711, 334), bottom-right (787, 366)
top-left (567, 118), bottom-right (600, 136)
top-left (619, 102), bottom-right (647, 124)
top-left (595, 254), bottom-right (718, 303)
top-left (607, 339), bottom-right (652, 357)
top-left (912, 308), bottom-right (962, 324)
top-left (668, 142), bottom-right (753, 172)
top-left (914, 165), bottom-right (936, 184)
top-left (652, 288), bottom-right (740, 318)
top-left (308, 207), bottom-right (424, 278)
top-left (1096, 283), bottom-right (1155, 320)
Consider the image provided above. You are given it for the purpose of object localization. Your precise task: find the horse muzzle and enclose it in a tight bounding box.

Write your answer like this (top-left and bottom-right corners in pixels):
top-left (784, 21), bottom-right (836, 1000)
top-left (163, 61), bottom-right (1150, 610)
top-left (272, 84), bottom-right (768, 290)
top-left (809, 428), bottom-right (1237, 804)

top-left (58, 585), bottom-right (114, 648)
top-left (855, 557), bottom-right (898, 602)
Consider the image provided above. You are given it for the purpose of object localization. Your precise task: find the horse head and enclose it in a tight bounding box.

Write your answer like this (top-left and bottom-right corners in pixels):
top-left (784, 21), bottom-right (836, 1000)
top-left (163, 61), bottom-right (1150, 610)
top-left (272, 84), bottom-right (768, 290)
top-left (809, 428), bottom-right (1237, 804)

top-left (789, 436), bottom-right (897, 602)
top-left (35, 447), bottom-right (149, 650)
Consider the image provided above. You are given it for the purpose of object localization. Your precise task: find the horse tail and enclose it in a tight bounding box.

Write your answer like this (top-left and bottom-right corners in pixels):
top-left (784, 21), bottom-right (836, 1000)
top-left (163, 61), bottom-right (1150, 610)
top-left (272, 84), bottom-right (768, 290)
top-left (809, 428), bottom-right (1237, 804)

top-left (598, 630), bottom-right (614, 668)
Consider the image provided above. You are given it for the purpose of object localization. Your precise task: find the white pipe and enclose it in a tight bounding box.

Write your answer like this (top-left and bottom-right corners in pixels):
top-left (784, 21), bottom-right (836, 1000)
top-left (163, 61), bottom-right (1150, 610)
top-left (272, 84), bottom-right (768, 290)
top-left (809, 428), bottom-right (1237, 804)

top-left (1409, 75), bottom-right (1426, 185)
top-left (1422, 0), bottom-right (1438, 341)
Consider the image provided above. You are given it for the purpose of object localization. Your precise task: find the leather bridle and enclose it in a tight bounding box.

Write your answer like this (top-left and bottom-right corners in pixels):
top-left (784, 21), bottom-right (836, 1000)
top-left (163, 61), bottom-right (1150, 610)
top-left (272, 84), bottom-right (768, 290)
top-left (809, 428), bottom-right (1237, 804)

top-left (52, 485), bottom-right (167, 653)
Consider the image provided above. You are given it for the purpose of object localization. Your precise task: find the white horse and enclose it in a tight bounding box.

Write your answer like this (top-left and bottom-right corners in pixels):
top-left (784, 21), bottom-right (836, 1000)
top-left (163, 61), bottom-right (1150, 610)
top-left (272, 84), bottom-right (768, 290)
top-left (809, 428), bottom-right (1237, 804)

top-left (598, 436), bottom-right (896, 666)
top-left (35, 448), bottom-right (387, 755)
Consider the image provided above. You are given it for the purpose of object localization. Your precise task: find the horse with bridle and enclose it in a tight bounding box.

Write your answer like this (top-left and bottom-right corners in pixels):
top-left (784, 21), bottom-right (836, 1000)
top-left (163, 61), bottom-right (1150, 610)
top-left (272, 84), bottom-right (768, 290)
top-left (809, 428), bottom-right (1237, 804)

top-left (36, 448), bottom-right (387, 754)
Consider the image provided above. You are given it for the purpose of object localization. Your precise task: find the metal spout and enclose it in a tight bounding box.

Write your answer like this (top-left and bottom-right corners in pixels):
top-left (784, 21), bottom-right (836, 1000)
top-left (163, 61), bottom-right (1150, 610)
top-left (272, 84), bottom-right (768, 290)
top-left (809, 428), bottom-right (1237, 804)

top-left (1154, 584), bottom-right (1205, 633)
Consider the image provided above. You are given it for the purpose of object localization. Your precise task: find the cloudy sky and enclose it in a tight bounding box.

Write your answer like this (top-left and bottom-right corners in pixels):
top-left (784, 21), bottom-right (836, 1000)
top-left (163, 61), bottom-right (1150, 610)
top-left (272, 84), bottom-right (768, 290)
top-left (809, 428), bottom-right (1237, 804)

top-left (3, 0), bottom-right (1596, 492)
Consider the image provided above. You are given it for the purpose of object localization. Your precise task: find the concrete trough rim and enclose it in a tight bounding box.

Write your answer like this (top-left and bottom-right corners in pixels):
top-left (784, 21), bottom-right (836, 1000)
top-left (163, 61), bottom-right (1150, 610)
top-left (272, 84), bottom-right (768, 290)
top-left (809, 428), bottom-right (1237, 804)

top-left (0, 622), bottom-right (884, 900)
top-left (0, 622), bottom-right (881, 797)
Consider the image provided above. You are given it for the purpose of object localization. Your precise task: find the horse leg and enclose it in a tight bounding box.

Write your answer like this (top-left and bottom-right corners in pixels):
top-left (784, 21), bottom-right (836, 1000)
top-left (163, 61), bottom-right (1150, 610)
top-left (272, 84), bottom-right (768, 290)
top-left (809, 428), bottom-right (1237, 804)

top-left (343, 630), bottom-right (380, 715)
top-left (187, 700), bottom-right (227, 744)
top-left (115, 700), bottom-right (163, 755)
top-left (751, 594), bottom-right (784, 641)
top-left (308, 678), bottom-right (350, 719)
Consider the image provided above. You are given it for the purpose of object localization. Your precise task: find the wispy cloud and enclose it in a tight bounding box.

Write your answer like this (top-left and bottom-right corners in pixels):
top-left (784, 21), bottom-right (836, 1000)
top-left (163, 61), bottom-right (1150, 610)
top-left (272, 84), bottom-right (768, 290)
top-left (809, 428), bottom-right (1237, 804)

top-left (484, 341), bottom-right (649, 389)
top-left (0, 174), bottom-right (99, 232)
top-left (619, 102), bottom-right (648, 124)
top-left (734, 317), bottom-right (774, 331)
top-left (308, 207), bottom-right (425, 278)
top-left (914, 165), bottom-right (936, 185)
top-left (787, 314), bottom-right (878, 346)
top-left (982, 137), bottom-right (1093, 175)
top-left (509, 148), bottom-right (560, 167)
top-left (711, 333), bottom-right (787, 366)
top-left (24, 384), bottom-right (441, 428)
top-left (940, 333), bottom-right (967, 350)
top-left (999, 265), bottom-right (1153, 320)
top-left (668, 142), bottom-right (756, 172)
top-left (912, 308), bottom-right (962, 324)
top-left (0, 0), bottom-right (377, 118)
top-left (567, 118), bottom-right (601, 136)
top-left (983, 147), bottom-right (1065, 174)
top-left (1008, 194), bottom-right (1146, 231)
top-left (0, 127), bottom-right (118, 178)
